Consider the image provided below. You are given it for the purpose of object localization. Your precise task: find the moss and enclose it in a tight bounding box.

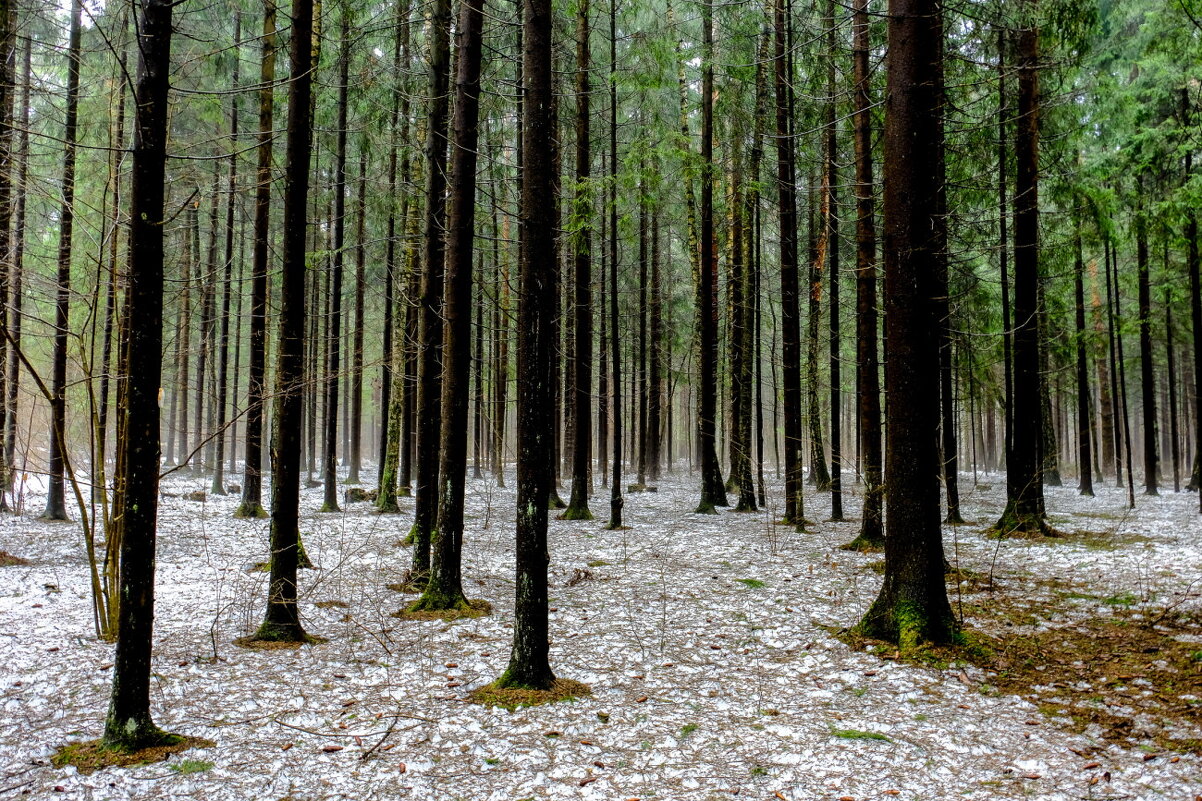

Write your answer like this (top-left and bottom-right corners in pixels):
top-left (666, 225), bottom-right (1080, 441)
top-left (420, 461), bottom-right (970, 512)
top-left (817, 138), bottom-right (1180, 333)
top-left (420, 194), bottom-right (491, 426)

top-left (989, 501), bottom-right (1058, 539)
top-left (54, 735), bottom-right (213, 774)
top-left (393, 598), bottom-right (491, 621)
top-left (840, 536), bottom-right (884, 553)
top-left (736, 578), bottom-right (766, 589)
top-left (830, 727), bottom-right (893, 743)
top-left (560, 505), bottom-right (594, 521)
top-left (232, 502), bottom-right (267, 520)
top-left (237, 621), bottom-right (326, 648)
top-left (694, 500), bottom-right (718, 515)
top-left (469, 678), bottom-right (591, 710)
top-left (854, 597), bottom-right (959, 652)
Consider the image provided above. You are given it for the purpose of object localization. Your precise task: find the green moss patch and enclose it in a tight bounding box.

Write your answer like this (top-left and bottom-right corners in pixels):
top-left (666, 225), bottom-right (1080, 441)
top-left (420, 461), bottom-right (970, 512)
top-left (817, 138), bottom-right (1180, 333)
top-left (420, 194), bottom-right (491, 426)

top-left (469, 678), bottom-right (592, 710)
top-left (232, 632), bottom-right (327, 650)
top-left (392, 598), bottom-right (492, 622)
top-left (52, 736), bottom-right (214, 775)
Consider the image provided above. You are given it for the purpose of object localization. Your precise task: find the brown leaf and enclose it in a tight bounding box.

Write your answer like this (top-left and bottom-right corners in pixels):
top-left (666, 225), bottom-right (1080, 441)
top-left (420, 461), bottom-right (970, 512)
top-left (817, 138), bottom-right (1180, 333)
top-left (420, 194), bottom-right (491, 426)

top-left (636, 696), bottom-right (648, 703)
top-left (399, 762), bottom-right (407, 773)
top-left (593, 760), bottom-right (605, 768)
top-left (1083, 762), bottom-right (1100, 770)
top-left (579, 778), bottom-right (598, 787)
top-left (322, 745), bottom-right (344, 753)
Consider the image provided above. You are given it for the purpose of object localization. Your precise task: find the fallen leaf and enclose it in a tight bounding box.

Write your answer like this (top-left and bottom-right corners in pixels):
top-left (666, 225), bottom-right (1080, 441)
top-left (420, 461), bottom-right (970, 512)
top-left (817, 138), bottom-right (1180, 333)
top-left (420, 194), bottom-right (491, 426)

top-left (579, 777), bottom-right (598, 787)
top-left (399, 762), bottom-right (407, 773)
top-left (281, 742), bottom-right (293, 751)
top-left (1083, 762), bottom-right (1100, 770)
top-left (322, 745), bottom-right (344, 753)
top-left (636, 696), bottom-right (648, 703)
top-left (382, 743), bottom-right (395, 752)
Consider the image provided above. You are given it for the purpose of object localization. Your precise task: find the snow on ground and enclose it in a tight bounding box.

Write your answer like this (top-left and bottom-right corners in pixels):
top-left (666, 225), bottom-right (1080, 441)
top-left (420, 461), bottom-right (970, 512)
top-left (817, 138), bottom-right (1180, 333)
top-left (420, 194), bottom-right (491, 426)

top-left (0, 465), bottom-right (1199, 800)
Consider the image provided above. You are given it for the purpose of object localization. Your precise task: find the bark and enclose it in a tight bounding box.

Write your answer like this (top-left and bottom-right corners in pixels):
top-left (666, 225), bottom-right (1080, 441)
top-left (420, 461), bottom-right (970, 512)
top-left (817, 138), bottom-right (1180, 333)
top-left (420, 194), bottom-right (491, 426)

top-left (1074, 224), bottom-right (1094, 495)
top-left (237, 1), bottom-right (275, 519)
top-left (412, 0), bottom-right (484, 612)
top-left (858, 0), bottom-right (956, 647)
top-left (775, 0), bottom-right (804, 526)
top-left (564, 0), bottom-right (594, 520)
top-left (348, 151), bottom-right (367, 484)
top-left (211, 14), bottom-right (242, 497)
top-left (320, 9), bottom-right (352, 513)
top-left (411, 0), bottom-right (453, 573)
top-left (995, 3), bottom-right (1048, 535)
top-left (102, 0), bottom-right (175, 749)
top-left (255, 0), bottom-right (316, 643)
top-left (43, 0), bottom-right (83, 521)
top-left (695, 0), bottom-right (727, 514)
top-left (848, 0), bottom-right (882, 549)
top-left (1136, 199), bottom-right (1158, 494)
top-left (825, 1), bottom-right (844, 520)
top-left (497, 0), bottom-right (557, 690)
top-left (607, 0), bottom-right (622, 529)
top-left (4, 28), bottom-right (29, 494)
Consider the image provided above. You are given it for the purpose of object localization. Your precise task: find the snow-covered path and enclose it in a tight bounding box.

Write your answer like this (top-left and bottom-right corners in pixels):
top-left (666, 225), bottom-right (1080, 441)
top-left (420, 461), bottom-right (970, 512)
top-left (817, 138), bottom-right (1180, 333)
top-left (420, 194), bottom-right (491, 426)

top-left (1, 467), bottom-right (1199, 800)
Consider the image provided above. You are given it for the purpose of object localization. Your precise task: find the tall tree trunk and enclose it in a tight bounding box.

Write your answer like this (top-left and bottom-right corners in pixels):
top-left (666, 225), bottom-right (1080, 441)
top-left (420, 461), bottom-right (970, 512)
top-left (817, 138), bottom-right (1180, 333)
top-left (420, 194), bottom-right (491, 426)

top-left (43, 0), bottom-right (84, 521)
top-left (237, 0), bottom-right (275, 519)
top-left (211, 14), bottom-right (242, 497)
top-left (496, 0), bottom-right (558, 691)
top-left (103, 0), bottom-right (176, 749)
top-left (411, 0), bottom-right (484, 612)
top-left (607, 0), bottom-right (622, 529)
top-left (1166, 286), bottom-right (1180, 492)
top-left (564, 0), bottom-right (593, 520)
top-left (995, 0), bottom-right (1048, 534)
top-left (1136, 197), bottom-right (1158, 495)
top-left (376, 0), bottom-right (410, 512)
top-left (774, 0), bottom-right (804, 527)
top-left (1074, 224), bottom-right (1094, 496)
top-left (4, 27), bottom-right (29, 497)
top-left (998, 28), bottom-right (1013, 479)
top-left (857, 0), bottom-right (955, 646)
top-left (648, 207), bottom-right (663, 482)
top-left (848, 0), bottom-right (882, 549)
top-left (410, 0), bottom-right (453, 574)
top-left (254, 0), bottom-right (317, 643)
top-left (695, 0), bottom-right (727, 514)
top-left (320, 9), bottom-right (352, 513)
top-left (348, 151), bottom-right (367, 484)
top-left (825, 0), bottom-right (844, 520)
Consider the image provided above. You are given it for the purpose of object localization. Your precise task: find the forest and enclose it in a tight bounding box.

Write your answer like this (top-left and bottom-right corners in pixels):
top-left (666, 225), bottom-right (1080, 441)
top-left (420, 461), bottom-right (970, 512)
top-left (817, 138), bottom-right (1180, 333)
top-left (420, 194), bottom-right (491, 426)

top-left (0, 0), bottom-right (1200, 797)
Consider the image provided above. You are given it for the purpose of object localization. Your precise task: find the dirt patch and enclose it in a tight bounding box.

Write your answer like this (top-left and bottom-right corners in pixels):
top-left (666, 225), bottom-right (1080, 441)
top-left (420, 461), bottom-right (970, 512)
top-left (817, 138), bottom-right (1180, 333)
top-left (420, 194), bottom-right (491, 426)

top-left (0, 550), bottom-right (30, 566)
top-left (314, 600), bottom-right (349, 609)
top-left (52, 735), bottom-right (215, 775)
top-left (392, 598), bottom-right (492, 622)
top-left (969, 607), bottom-right (1202, 754)
top-left (469, 678), bottom-right (592, 710)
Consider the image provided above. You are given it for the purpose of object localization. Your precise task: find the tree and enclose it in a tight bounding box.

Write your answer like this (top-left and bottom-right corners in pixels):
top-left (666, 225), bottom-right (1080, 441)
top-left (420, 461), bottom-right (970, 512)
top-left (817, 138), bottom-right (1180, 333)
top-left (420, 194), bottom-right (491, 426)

top-left (319, 6), bottom-right (352, 514)
top-left (563, 0), bottom-right (593, 521)
top-left (495, 0), bottom-right (557, 691)
top-left (43, 0), bottom-right (83, 522)
top-left (236, 0), bottom-right (276, 520)
top-left (846, 0), bottom-right (882, 550)
top-left (411, 0), bottom-right (485, 613)
top-left (103, 0), bottom-right (178, 750)
top-left (252, 0), bottom-right (318, 644)
top-left (856, 0), bottom-right (956, 647)
top-left (994, 0), bottom-right (1049, 536)
top-left (695, 0), bottom-right (727, 514)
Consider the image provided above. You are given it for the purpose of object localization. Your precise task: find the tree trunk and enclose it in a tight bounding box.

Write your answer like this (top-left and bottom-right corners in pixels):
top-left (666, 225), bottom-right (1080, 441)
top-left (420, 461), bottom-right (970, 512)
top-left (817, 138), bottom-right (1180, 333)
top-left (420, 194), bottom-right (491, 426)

top-left (848, 0), bottom-right (882, 549)
top-left (43, 0), bottom-right (83, 521)
top-left (607, 0), bottom-right (622, 530)
top-left (497, 0), bottom-right (557, 691)
top-left (411, 0), bottom-right (484, 612)
top-left (103, 0), bottom-right (175, 749)
top-left (4, 27), bottom-right (29, 497)
top-left (695, 0), bottom-right (727, 514)
top-left (348, 151), bottom-right (367, 484)
top-left (774, 0), bottom-right (804, 527)
top-left (825, 1), bottom-right (844, 520)
top-left (1136, 198), bottom-right (1158, 495)
top-left (857, 0), bottom-right (955, 647)
top-left (254, 0), bottom-right (316, 643)
top-left (410, 0), bottom-right (453, 574)
top-left (994, 1), bottom-right (1048, 535)
top-left (564, 0), bottom-right (594, 520)
top-left (1074, 224), bottom-right (1094, 495)
top-left (237, 1), bottom-right (275, 518)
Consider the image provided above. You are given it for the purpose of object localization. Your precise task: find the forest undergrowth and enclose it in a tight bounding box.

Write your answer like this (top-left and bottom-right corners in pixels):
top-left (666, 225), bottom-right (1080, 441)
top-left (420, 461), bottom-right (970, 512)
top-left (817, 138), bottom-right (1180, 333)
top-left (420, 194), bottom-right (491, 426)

top-left (1, 467), bottom-right (1199, 800)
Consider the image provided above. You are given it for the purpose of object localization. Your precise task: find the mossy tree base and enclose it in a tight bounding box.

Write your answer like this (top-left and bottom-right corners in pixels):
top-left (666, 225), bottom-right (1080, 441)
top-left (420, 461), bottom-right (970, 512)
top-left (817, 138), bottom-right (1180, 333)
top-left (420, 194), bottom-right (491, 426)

top-left (990, 501), bottom-right (1057, 539)
top-left (232, 503), bottom-right (268, 519)
top-left (548, 490), bottom-right (567, 510)
top-left (375, 499), bottom-right (400, 514)
top-left (840, 535), bottom-right (884, 553)
top-left (237, 621), bottom-right (325, 648)
top-left (317, 502), bottom-right (341, 514)
top-left (854, 597), bottom-right (959, 653)
top-left (695, 500), bottom-right (718, 515)
top-left (393, 598), bottom-right (491, 621)
top-left (559, 505), bottom-right (594, 521)
top-left (469, 678), bottom-right (591, 710)
top-left (54, 734), bottom-right (213, 775)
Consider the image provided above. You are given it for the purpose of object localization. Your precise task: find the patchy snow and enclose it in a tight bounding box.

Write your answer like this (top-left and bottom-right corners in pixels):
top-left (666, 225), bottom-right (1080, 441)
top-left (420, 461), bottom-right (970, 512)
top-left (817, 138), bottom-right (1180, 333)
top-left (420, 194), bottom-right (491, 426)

top-left (0, 465), bottom-right (1199, 800)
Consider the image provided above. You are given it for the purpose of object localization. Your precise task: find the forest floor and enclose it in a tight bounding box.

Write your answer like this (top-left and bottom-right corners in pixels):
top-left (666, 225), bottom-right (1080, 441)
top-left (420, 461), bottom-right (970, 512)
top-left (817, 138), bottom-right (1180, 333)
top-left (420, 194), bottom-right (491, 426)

top-left (0, 464), bottom-right (1200, 800)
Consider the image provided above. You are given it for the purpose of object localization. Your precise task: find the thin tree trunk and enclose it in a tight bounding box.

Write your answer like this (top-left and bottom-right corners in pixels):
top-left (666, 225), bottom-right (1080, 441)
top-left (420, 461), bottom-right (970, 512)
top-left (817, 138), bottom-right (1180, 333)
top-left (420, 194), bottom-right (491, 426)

top-left (1074, 224), bottom-right (1093, 495)
top-left (348, 150), bottom-right (367, 484)
top-left (1136, 198), bottom-right (1158, 495)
